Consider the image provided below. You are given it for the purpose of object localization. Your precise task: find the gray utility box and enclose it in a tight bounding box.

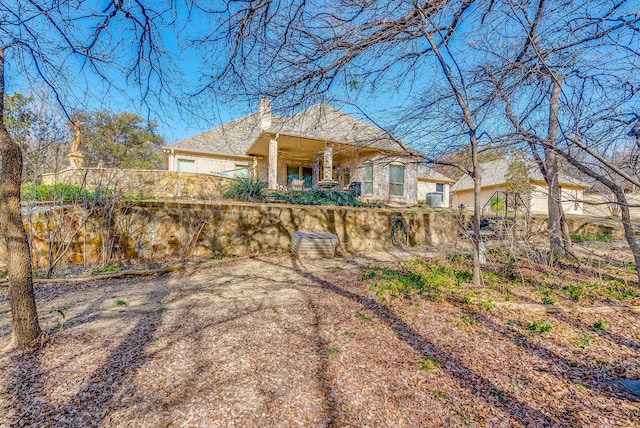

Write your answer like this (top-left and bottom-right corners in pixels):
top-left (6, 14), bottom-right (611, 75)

top-left (290, 231), bottom-right (338, 259)
top-left (425, 192), bottom-right (444, 207)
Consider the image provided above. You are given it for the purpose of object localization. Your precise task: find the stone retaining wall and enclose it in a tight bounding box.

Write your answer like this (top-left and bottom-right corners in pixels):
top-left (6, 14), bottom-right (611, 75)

top-left (40, 168), bottom-right (236, 199)
top-left (1, 201), bottom-right (633, 272)
top-left (1, 202), bottom-right (458, 269)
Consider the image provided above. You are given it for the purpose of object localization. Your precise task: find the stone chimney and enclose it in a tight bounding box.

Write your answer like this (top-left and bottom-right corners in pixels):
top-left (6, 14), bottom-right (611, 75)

top-left (258, 97), bottom-right (272, 131)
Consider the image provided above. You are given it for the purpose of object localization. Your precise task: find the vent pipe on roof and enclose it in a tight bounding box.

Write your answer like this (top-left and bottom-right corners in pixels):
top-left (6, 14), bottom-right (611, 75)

top-left (259, 97), bottom-right (272, 132)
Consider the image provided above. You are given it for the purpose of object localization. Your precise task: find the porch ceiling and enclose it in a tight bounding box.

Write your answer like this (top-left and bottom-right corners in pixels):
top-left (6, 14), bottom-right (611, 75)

top-left (247, 132), bottom-right (381, 161)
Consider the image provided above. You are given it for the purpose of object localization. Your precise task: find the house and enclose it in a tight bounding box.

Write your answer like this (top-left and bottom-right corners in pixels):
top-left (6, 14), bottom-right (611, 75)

top-left (163, 99), bottom-right (431, 205)
top-left (416, 165), bottom-right (454, 207)
top-left (450, 158), bottom-right (587, 215)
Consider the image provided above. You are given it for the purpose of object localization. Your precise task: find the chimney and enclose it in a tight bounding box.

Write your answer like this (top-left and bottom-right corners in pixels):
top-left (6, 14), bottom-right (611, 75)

top-left (258, 97), bottom-right (272, 131)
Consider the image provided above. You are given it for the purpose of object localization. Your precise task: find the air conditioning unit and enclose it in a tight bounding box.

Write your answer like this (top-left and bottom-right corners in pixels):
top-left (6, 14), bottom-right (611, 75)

top-left (425, 192), bottom-right (444, 207)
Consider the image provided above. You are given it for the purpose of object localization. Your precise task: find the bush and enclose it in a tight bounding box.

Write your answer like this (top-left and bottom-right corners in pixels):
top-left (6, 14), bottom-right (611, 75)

top-left (570, 234), bottom-right (612, 243)
top-left (271, 189), bottom-right (380, 207)
top-left (224, 178), bottom-right (267, 201)
top-left (21, 183), bottom-right (97, 202)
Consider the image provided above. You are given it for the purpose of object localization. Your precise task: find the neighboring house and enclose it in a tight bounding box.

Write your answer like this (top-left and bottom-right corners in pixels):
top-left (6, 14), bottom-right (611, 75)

top-left (450, 158), bottom-right (587, 215)
top-left (164, 99), bottom-right (431, 205)
top-left (416, 165), bottom-right (453, 207)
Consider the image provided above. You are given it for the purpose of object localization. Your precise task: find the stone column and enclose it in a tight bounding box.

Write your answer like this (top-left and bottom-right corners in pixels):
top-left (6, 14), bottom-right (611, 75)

top-left (323, 146), bottom-right (333, 181)
top-left (312, 157), bottom-right (320, 188)
top-left (268, 137), bottom-right (278, 189)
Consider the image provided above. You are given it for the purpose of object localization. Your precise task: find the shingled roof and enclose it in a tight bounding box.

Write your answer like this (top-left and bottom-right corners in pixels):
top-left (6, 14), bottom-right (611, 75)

top-left (168, 112), bottom-right (266, 156)
top-left (168, 102), bottom-right (417, 156)
top-left (451, 158), bottom-right (587, 191)
top-left (417, 165), bottom-right (454, 182)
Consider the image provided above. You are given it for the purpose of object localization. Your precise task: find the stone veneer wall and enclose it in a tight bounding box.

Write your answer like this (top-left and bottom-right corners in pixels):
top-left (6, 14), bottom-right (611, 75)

top-left (40, 168), bottom-right (237, 200)
top-left (0, 201), bottom-right (458, 269)
top-left (1, 202), bottom-right (632, 271)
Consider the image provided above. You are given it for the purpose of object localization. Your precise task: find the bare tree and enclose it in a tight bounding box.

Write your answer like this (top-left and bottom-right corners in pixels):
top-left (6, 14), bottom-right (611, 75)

top-left (0, 48), bottom-right (40, 348)
top-left (481, 0), bottom-right (639, 257)
top-left (201, 0), bottom-right (498, 284)
top-left (0, 1), bottom-right (179, 349)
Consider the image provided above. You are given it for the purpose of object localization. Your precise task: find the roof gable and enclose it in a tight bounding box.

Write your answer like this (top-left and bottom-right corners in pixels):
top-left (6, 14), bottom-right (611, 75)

top-left (417, 165), bottom-right (453, 182)
top-left (451, 158), bottom-right (587, 191)
top-left (168, 102), bottom-right (418, 157)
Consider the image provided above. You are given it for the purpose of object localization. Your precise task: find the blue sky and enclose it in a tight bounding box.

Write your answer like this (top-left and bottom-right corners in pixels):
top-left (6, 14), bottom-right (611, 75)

top-left (2, 1), bottom-right (439, 146)
top-left (3, 0), bottom-right (638, 151)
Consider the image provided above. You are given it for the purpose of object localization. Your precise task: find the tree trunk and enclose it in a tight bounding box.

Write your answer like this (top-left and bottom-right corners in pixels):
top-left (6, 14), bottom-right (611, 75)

top-left (420, 30), bottom-right (483, 285)
top-left (549, 144), bottom-right (640, 285)
top-left (471, 137), bottom-right (483, 285)
top-left (0, 48), bottom-right (41, 349)
top-left (615, 189), bottom-right (640, 286)
top-left (544, 76), bottom-right (570, 256)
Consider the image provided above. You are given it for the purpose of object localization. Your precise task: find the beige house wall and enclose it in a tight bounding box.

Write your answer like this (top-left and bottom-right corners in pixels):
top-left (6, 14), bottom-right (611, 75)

top-left (529, 185), bottom-right (584, 215)
top-left (451, 187), bottom-right (502, 211)
top-left (166, 151), bottom-right (254, 179)
top-left (417, 180), bottom-right (450, 207)
top-left (167, 148), bottom-right (421, 205)
top-left (350, 155), bottom-right (419, 205)
top-left (583, 192), bottom-right (640, 218)
top-left (452, 184), bottom-right (585, 215)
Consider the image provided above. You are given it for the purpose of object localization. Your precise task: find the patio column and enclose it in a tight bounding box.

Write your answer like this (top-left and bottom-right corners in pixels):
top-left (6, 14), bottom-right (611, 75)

top-left (323, 146), bottom-right (333, 181)
top-left (312, 157), bottom-right (320, 188)
top-left (268, 137), bottom-right (278, 189)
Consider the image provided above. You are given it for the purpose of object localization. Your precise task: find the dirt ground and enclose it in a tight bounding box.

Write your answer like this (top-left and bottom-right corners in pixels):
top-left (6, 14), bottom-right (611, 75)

top-left (1, 244), bottom-right (640, 427)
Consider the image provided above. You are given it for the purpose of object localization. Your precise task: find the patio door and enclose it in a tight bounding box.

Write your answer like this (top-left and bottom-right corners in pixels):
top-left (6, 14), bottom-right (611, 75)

top-left (287, 165), bottom-right (313, 188)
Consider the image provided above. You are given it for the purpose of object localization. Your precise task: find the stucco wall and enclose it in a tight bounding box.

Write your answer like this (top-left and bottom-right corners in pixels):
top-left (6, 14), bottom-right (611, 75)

top-left (417, 181), bottom-right (450, 207)
top-left (452, 187), bottom-right (503, 211)
top-left (583, 192), bottom-right (640, 218)
top-left (166, 152), bottom-right (255, 178)
top-left (351, 155), bottom-right (419, 205)
top-left (452, 185), bottom-right (584, 215)
top-left (41, 168), bottom-right (237, 200)
top-left (3, 201), bottom-right (458, 269)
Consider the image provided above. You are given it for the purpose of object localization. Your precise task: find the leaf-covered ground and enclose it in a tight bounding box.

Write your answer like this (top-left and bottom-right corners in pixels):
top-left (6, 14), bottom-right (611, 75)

top-left (1, 242), bottom-right (639, 427)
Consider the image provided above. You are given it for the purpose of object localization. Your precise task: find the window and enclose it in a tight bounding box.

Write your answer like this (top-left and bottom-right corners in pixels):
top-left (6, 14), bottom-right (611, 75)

top-left (177, 159), bottom-right (195, 172)
top-left (436, 183), bottom-right (444, 193)
top-left (235, 165), bottom-right (249, 180)
top-left (363, 164), bottom-right (373, 195)
top-left (302, 167), bottom-right (313, 188)
top-left (287, 165), bottom-right (299, 185)
top-left (389, 164), bottom-right (405, 197)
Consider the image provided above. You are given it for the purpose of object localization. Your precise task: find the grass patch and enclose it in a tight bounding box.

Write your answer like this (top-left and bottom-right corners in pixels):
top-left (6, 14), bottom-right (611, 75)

top-left (21, 183), bottom-right (98, 202)
top-left (578, 333), bottom-right (593, 348)
top-left (527, 320), bottom-right (552, 333)
top-left (343, 331), bottom-right (357, 338)
top-left (92, 265), bottom-right (122, 275)
top-left (418, 356), bottom-right (440, 371)
top-left (479, 299), bottom-right (495, 312)
top-left (461, 316), bottom-right (477, 327)
top-left (114, 299), bottom-right (127, 307)
top-left (565, 284), bottom-right (585, 302)
top-left (363, 260), bottom-right (470, 301)
top-left (571, 234), bottom-right (612, 243)
top-left (593, 320), bottom-right (606, 331)
top-left (325, 347), bottom-right (340, 355)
